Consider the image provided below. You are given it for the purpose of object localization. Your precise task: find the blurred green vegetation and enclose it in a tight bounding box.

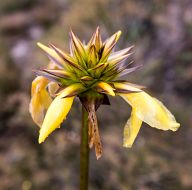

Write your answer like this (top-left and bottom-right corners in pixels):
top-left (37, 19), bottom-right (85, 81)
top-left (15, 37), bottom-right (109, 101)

top-left (0, 0), bottom-right (191, 190)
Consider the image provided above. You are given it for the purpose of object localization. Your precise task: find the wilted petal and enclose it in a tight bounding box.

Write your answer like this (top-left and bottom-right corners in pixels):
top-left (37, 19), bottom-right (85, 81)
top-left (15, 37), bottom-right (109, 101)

top-left (47, 82), bottom-right (59, 97)
top-left (121, 91), bottom-right (180, 131)
top-left (29, 76), bottom-right (52, 127)
top-left (87, 100), bottom-right (103, 159)
top-left (123, 109), bottom-right (142, 147)
top-left (38, 94), bottom-right (75, 143)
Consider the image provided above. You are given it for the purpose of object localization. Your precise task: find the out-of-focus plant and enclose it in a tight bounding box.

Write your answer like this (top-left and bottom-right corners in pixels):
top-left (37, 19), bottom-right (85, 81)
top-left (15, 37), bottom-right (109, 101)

top-left (29, 27), bottom-right (180, 190)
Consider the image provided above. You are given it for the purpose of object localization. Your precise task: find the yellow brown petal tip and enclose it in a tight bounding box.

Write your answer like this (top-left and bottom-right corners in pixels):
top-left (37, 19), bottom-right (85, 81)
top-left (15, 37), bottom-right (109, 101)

top-left (38, 134), bottom-right (44, 144)
top-left (38, 95), bottom-right (75, 144)
top-left (116, 30), bottom-right (122, 41)
top-left (37, 42), bottom-right (47, 51)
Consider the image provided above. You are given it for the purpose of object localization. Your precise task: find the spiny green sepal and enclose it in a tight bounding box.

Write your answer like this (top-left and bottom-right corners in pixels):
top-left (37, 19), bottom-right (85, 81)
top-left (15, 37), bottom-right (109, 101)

top-left (36, 27), bottom-right (142, 98)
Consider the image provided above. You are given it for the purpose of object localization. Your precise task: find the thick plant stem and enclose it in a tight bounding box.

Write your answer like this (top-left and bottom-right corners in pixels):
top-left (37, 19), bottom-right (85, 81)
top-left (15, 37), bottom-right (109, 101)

top-left (80, 106), bottom-right (89, 190)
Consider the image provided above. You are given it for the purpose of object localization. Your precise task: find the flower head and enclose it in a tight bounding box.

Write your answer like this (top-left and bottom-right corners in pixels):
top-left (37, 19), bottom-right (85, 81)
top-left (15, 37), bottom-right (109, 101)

top-left (29, 27), bottom-right (180, 159)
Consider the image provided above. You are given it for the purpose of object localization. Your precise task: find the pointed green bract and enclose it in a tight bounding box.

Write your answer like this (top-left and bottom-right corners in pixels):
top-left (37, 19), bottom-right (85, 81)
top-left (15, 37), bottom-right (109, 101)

top-left (92, 27), bottom-right (102, 52)
top-left (42, 69), bottom-right (74, 79)
top-left (56, 83), bottom-right (85, 97)
top-left (88, 45), bottom-right (98, 67)
top-left (70, 30), bottom-right (87, 59)
top-left (100, 31), bottom-right (121, 62)
top-left (36, 28), bottom-right (134, 87)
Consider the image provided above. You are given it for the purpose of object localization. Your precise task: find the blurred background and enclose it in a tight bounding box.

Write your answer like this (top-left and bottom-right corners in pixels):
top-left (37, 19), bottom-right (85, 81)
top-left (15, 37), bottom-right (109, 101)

top-left (0, 0), bottom-right (191, 189)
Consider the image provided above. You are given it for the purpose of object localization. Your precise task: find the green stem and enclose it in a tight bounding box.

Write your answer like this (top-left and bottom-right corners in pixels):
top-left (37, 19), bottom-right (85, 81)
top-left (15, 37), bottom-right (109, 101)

top-left (80, 106), bottom-right (89, 190)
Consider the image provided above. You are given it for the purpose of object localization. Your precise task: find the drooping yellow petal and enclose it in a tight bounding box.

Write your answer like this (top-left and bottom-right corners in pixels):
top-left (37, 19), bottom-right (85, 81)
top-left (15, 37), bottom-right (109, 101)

top-left (123, 109), bottom-right (142, 148)
top-left (121, 91), bottom-right (180, 131)
top-left (97, 82), bottom-right (115, 96)
top-left (29, 76), bottom-right (52, 127)
top-left (38, 94), bottom-right (75, 144)
top-left (40, 88), bottom-right (52, 109)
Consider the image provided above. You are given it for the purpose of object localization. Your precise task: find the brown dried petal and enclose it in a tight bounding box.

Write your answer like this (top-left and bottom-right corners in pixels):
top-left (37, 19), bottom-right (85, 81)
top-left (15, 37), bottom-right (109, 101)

top-left (87, 101), bottom-right (103, 159)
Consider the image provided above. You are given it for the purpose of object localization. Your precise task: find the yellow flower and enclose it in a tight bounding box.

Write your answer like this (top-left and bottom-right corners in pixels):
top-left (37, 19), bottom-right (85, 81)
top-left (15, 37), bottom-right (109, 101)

top-left (39, 95), bottom-right (75, 144)
top-left (29, 27), bottom-right (180, 159)
top-left (29, 76), bottom-right (52, 127)
top-left (121, 91), bottom-right (180, 147)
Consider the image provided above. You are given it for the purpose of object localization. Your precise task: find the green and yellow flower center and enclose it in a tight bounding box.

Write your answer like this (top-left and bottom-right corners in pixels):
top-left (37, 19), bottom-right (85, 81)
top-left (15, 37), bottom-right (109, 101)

top-left (36, 27), bottom-right (143, 99)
